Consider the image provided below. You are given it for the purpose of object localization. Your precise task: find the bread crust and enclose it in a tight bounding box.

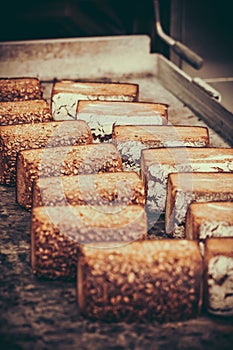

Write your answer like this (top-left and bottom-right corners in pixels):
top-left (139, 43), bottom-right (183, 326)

top-left (0, 78), bottom-right (43, 102)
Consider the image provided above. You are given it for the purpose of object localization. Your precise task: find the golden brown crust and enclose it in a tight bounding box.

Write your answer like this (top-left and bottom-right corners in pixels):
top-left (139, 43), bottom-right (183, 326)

top-left (186, 202), bottom-right (233, 240)
top-left (205, 237), bottom-right (233, 260)
top-left (31, 205), bottom-right (147, 279)
top-left (0, 99), bottom-right (52, 126)
top-left (112, 125), bottom-right (209, 145)
top-left (52, 81), bottom-right (139, 121)
top-left (77, 100), bottom-right (168, 119)
top-left (33, 172), bottom-right (145, 208)
top-left (189, 202), bottom-right (233, 226)
top-left (165, 172), bottom-right (233, 237)
top-left (168, 172), bottom-right (233, 193)
top-left (0, 78), bottom-right (43, 102)
top-left (52, 80), bottom-right (139, 99)
top-left (141, 147), bottom-right (233, 168)
top-left (141, 147), bottom-right (233, 226)
top-left (0, 120), bottom-right (93, 186)
top-left (78, 239), bottom-right (203, 322)
top-left (17, 143), bottom-right (123, 209)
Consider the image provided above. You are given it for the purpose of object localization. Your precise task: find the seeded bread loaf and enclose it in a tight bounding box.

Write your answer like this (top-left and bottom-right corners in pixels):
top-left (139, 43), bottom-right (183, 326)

top-left (77, 240), bottom-right (203, 322)
top-left (204, 237), bottom-right (233, 316)
top-left (0, 120), bottom-right (93, 186)
top-left (0, 78), bottom-right (43, 102)
top-left (165, 172), bottom-right (233, 237)
top-left (31, 205), bottom-right (147, 279)
top-left (0, 99), bottom-right (52, 126)
top-left (113, 125), bottom-right (209, 173)
top-left (186, 202), bottom-right (233, 240)
top-left (33, 172), bottom-right (145, 208)
top-left (52, 80), bottom-right (139, 120)
top-left (17, 143), bottom-right (123, 209)
top-left (77, 101), bottom-right (168, 142)
top-left (141, 148), bottom-right (233, 226)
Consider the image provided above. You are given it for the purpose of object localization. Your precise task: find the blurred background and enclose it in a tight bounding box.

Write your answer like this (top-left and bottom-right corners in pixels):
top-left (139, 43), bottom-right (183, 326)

top-left (0, 0), bottom-right (232, 112)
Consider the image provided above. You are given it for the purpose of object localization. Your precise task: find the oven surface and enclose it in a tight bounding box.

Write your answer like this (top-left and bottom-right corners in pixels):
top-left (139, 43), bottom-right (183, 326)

top-left (0, 36), bottom-right (232, 349)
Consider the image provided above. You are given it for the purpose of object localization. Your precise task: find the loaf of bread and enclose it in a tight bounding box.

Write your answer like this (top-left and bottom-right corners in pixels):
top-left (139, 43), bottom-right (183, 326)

top-left (141, 148), bottom-right (233, 225)
top-left (0, 120), bottom-right (93, 186)
top-left (77, 101), bottom-right (168, 142)
top-left (77, 240), bottom-right (203, 322)
top-left (0, 78), bottom-right (43, 102)
top-left (204, 237), bottom-right (233, 316)
top-left (17, 143), bottom-right (123, 209)
top-left (113, 125), bottom-right (209, 173)
top-left (186, 202), bottom-right (233, 240)
top-left (31, 205), bottom-right (147, 279)
top-left (33, 172), bottom-right (145, 208)
top-left (52, 80), bottom-right (139, 120)
top-left (165, 172), bottom-right (233, 237)
top-left (0, 99), bottom-right (52, 126)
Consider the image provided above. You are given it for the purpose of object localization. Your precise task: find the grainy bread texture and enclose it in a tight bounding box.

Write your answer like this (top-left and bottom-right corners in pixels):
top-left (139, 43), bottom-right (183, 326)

top-left (33, 172), bottom-right (145, 208)
top-left (78, 240), bottom-right (203, 322)
top-left (17, 143), bottom-right (123, 209)
top-left (0, 120), bottom-right (93, 186)
top-left (0, 78), bottom-right (43, 102)
top-left (52, 80), bottom-right (139, 120)
top-left (0, 99), bottom-right (52, 126)
top-left (31, 205), bottom-right (147, 279)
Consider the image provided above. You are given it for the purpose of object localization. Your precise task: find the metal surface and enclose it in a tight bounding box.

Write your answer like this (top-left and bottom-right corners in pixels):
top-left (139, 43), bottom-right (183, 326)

top-left (154, 0), bottom-right (203, 69)
top-left (0, 35), bottom-right (233, 349)
top-left (154, 0), bottom-right (175, 46)
top-left (1, 35), bottom-right (231, 145)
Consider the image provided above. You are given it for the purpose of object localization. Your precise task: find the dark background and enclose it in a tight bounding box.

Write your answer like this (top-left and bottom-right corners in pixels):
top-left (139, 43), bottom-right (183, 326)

top-left (0, 0), bottom-right (170, 55)
top-left (0, 0), bottom-right (232, 60)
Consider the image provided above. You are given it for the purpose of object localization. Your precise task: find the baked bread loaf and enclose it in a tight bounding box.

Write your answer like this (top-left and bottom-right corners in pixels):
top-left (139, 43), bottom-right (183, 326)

top-left (0, 99), bottom-right (52, 126)
top-left (186, 201), bottom-right (233, 240)
top-left (204, 237), bottom-right (233, 316)
top-left (77, 101), bottom-right (168, 142)
top-left (17, 143), bottom-right (123, 209)
top-left (113, 125), bottom-right (209, 173)
top-left (33, 172), bottom-right (145, 208)
top-left (0, 120), bottom-right (93, 186)
top-left (77, 240), bottom-right (203, 322)
top-left (31, 205), bottom-right (147, 279)
top-left (165, 172), bottom-right (233, 237)
top-left (0, 78), bottom-right (43, 102)
top-left (141, 147), bottom-right (233, 225)
top-left (52, 80), bottom-right (139, 120)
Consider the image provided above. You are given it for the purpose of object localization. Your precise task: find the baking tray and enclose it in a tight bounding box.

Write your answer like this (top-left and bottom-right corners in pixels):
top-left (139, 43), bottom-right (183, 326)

top-left (0, 35), bottom-right (233, 349)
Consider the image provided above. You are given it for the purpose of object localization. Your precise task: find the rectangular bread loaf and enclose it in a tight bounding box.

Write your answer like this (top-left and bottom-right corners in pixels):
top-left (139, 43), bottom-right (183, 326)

top-left (77, 101), bottom-right (168, 142)
top-left (0, 99), bottom-right (52, 126)
top-left (52, 80), bottom-right (139, 120)
top-left (0, 120), bottom-right (93, 186)
top-left (17, 143), bottom-right (123, 209)
top-left (31, 205), bottom-right (147, 279)
top-left (165, 172), bottom-right (233, 237)
top-left (0, 78), bottom-right (43, 102)
top-left (113, 125), bottom-right (209, 173)
top-left (77, 240), bottom-right (203, 322)
top-left (141, 148), bottom-right (233, 227)
top-left (204, 237), bottom-right (233, 316)
top-left (33, 172), bottom-right (145, 208)
top-left (186, 201), bottom-right (233, 240)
